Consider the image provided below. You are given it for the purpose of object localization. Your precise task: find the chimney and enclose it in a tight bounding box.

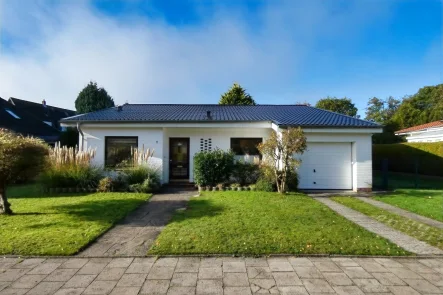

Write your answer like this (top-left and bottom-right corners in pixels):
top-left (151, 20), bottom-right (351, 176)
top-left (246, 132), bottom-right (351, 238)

top-left (42, 99), bottom-right (47, 107)
top-left (207, 110), bottom-right (211, 119)
top-left (117, 105), bottom-right (123, 112)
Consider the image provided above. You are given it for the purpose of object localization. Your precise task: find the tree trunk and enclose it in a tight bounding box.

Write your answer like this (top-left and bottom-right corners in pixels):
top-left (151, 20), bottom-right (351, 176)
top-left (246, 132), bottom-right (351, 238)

top-left (0, 184), bottom-right (12, 215)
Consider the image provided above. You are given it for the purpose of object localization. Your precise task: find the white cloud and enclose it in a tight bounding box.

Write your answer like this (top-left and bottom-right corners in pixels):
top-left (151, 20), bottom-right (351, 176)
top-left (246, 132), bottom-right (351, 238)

top-left (0, 0), bottom-right (419, 111)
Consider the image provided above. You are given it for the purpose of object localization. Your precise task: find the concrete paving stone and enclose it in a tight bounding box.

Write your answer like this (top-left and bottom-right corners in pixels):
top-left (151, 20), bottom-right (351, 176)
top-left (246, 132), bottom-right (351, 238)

top-left (0, 269), bottom-right (29, 282)
top-left (196, 279), bottom-right (222, 294)
top-left (171, 273), bottom-right (197, 287)
top-left (245, 258), bottom-right (268, 267)
top-left (272, 272), bottom-right (302, 286)
top-left (388, 286), bottom-right (421, 295)
top-left (341, 267), bottom-right (373, 279)
top-left (0, 259), bottom-right (21, 271)
top-left (83, 280), bottom-right (117, 294)
top-left (107, 258), bottom-right (134, 269)
top-left (10, 275), bottom-right (46, 289)
top-left (249, 278), bottom-right (276, 291)
top-left (0, 288), bottom-right (29, 295)
top-left (0, 282), bottom-right (9, 292)
top-left (109, 287), bottom-right (140, 295)
top-left (293, 267), bottom-right (323, 279)
top-left (44, 269), bottom-right (78, 282)
top-left (419, 272), bottom-right (443, 287)
top-left (419, 259), bottom-right (443, 269)
top-left (96, 267), bottom-right (126, 281)
top-left (223, 273), bottom-right (249, 287)
top-left (402, 262), bottom-right (437, 274)
top-left (374, 258), bottom-right (404, 268)
top-left (27, 262), bottom-right (61, 275)
top-left (313, 261), bottom-right (341, 272)
top-left (63, 274), bottom-right (97, 288)
top-left (77, 260), bottom-right (110, 275)
top-left (322, 272), bottom-right (353, 286)
top-left (247, 267), bottom-right (273, 279)
top-left (332, 285), bottom-right (365, 295)
top-left (126, 259), bottom-right (154, 274)
top-left (223, 287), bottom-right (252, 295)
top-left (12, 259), bottom-right (45, 269)
top-left (331, 258), bottom-right (359, 267)
top-left (198, 268), bottom-right (222, 280)
top-left (277, 285), bottom-right (308, 294)
top-left (147, 267), bottom-right (175, 280)
top-left (154, 258), bottom-right (178, 268)
top-left (117, 273), bottom-right (147, 287)
top-left (200, 258), bottom-right (222, 268)
top-left (267, 258), bottom-right (293, 272)
top-left (352, 278), bottom-right (390, 293)
top-left (53, 288), bottom-right (85, 295)
top-left (356, 261), bottom-right (388, 273)
top-left (301, 279), bottom-right (334, 293)
top-left (166, 286), bottom-right (195, 295)
top-left (222, 261), bottom-right (246, 273)
top-left (371, 272), bottom-right (406, 286)
top-left (388, 267), bottom-right (424, 279)
top-left (59, 259), bottom-right (89, 270)
top-left (288, 258), bottom-right (313, 267)
top-left (175, 258), bottom-right (200, 273)
top-left (140, 279), bottom-right (170, 294)
top-left (27, 281), bottom-right (64, 295)
top-left (406, 279), bottom-right (442, 294)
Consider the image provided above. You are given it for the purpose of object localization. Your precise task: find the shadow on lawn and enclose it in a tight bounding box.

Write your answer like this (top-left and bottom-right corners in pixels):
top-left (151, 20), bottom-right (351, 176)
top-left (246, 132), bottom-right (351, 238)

top-left (377, 189), bottom-right (443, 199)
top-left (167, 199), bottom-right (225, 224)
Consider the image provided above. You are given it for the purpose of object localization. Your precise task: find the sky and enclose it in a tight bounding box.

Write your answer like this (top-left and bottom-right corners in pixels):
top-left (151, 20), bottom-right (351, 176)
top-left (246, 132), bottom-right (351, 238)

top-left (0, 0), bottom-right (441, 117)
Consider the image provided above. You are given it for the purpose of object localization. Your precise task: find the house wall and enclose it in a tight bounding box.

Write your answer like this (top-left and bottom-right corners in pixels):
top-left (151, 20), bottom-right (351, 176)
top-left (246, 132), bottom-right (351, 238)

top-left (404, 128), bottom-right (443, 143)
top-left (79, 124), bottom-right (375, 191)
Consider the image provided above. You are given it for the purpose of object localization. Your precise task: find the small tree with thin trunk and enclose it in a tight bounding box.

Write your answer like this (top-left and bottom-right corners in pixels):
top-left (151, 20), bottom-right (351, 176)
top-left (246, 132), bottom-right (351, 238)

top-left (258, 127), bottom-right (307, 193)
top-left (0, 129), bottom-right (49, 214)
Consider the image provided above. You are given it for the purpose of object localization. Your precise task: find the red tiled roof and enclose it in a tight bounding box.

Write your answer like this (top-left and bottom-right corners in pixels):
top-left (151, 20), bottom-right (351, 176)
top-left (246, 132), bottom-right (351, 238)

top-left (396, 120), bottom-right (443, 134)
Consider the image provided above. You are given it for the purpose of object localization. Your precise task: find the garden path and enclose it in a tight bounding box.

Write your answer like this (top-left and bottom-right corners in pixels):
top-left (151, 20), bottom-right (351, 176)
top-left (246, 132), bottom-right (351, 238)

top-left (78, 188), bottom-right (195, 257)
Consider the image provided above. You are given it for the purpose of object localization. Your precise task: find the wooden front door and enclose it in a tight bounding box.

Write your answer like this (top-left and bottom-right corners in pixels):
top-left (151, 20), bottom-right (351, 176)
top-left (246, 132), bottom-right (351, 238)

top-left (169, 138), bottom-right (190, 180)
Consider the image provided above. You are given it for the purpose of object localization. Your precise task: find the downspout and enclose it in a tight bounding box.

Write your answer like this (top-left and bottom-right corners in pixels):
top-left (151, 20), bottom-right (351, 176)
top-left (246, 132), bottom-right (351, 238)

top-left (77, 122), bottom-right (84, 151)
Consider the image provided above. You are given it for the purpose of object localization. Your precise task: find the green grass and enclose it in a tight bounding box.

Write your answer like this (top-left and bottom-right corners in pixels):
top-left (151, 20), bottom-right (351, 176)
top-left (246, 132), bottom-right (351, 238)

top-left (0, 185), bottom-right (150, 255)
top-left (332, 196), bottom-right (443, 250)
top-left (374, 190), bottom-right (443, 222)
top-left (149, 191), bottom-right (407, 256)
top-left (373, 171), bottom-right (443, 190)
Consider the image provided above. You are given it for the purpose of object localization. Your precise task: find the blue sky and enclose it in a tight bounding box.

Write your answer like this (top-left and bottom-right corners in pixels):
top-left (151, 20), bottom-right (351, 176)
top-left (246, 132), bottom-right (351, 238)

top-left (0, 0), bottom-right (441, 117)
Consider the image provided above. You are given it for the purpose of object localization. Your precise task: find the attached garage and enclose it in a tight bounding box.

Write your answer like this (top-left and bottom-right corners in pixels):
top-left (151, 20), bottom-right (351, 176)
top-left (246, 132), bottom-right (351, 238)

top-left (298, 142), bottom-right (353, 190)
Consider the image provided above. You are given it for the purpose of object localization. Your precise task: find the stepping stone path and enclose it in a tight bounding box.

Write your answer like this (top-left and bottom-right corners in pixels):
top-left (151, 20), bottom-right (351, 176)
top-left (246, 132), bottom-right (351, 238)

top-left (78, 189), bottom-right (195, 257)
top-left (315, 197), bottom-right (443, 255)
top-left (2, 256), bottom-right (443, 294)
top-left (356, 197), bottom-right (443, 229)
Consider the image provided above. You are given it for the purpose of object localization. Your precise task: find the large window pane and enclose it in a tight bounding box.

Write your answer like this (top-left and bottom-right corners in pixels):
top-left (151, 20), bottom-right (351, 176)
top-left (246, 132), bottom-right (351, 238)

top-left (230, 138), bottom-right (262, 156)
top-left (105, 137), bottom-right (138, 167)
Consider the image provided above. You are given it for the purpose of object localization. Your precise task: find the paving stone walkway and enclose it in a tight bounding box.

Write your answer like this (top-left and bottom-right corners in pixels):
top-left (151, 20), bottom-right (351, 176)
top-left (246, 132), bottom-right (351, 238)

top-left (2, 256), bottom-right (443, 295)
top-left (356, 197), bottom-right (443, 229)
top-left (78, 189), bottom-right (195, 257)
top-left (315, 197), bottom-right (443, 255)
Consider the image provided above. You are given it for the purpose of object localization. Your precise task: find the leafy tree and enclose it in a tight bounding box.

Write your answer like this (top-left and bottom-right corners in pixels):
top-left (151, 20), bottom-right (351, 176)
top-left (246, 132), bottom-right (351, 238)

top-left (219, 83), bottom-right (256, 105)
top-left (258, 127), bottom-right (307, 194)
top-left (315, 97), bottom-right (358, 117)
top-left (59, 127), bottom-right (79, 148)
top-left (75, 81), bottom-right (115, 114)
top-left (0, 129), bottom-right (49, 214)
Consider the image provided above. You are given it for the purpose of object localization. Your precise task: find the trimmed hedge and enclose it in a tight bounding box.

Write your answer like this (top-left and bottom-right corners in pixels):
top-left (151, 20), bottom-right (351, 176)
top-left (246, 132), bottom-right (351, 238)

top-left (373, 142), bottom-right (443, 177)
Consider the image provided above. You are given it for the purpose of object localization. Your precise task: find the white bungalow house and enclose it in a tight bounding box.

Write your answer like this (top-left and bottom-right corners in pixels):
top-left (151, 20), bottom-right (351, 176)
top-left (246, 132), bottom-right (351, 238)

top-left (395, 120), bottom-right (443, 143)
top-left (60, 104), bottom-right (382, 191)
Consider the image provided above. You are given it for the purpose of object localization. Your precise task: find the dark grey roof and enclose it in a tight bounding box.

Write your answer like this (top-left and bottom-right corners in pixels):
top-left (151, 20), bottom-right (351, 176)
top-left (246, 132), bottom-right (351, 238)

top-left (61, 104), bottom-right (380, 128)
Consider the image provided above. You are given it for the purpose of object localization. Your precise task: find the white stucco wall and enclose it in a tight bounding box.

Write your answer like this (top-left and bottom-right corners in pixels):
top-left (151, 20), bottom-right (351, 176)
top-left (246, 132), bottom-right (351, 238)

top-left (403, 128), bottom-right (443, 143)
top-left (78, 124), bottom-right (376, 190)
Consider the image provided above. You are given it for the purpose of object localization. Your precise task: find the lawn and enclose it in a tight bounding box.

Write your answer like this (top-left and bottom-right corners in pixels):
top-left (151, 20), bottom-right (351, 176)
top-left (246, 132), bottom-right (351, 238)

top-left (374, 189), bottom-right (443, 222)
top-left (0, 185), bottom-right (150, 255)
top-left (149, 191), bottom-right (407, 256)
top-left (332, 196), bottom-right (443, 250)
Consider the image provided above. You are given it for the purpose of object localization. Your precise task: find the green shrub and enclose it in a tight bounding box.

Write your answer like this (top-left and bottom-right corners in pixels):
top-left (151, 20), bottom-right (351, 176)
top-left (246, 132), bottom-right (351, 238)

top-left (193, 149), bottom-right (235, 186)
top-left (97, 177), bottom-right (113, 192)
top-left (286, 170), bottom-right (299, 191)
top-left (255, 178), bottom-right (275, 192)
top-left (230, 183), bottom-right (241, 188)
top-left (111, 173), bottom-right (129, 192)
top-left (373, 143), bottom-right (443, 176)
top-left (125, 166), bottom-right (159, 185)
top-left (129, 176), bottom-right (161, 193)
top-left (39, 165), bottom-right (103, 189)
top-left (232, 161), bottom-right (260, 185)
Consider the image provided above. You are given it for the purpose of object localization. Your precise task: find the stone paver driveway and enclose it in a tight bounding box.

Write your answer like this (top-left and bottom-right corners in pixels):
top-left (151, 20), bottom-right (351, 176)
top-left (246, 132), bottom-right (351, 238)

top-left (2, 256), bottom-right (443, 295)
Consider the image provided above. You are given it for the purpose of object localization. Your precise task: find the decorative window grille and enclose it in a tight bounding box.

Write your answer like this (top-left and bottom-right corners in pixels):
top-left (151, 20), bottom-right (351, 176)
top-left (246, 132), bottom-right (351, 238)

top-left (200, 138), bottom-right (212, 152)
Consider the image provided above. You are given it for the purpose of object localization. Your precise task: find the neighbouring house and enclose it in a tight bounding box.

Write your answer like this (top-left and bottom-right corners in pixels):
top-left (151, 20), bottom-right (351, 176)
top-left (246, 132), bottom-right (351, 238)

top-left (0, 97), bottom-right (61, 143)
top-left (8, 97), bottom-right (76, 131)
top-left (395, 120), bottom-right (443, 143)
top-left (60, 104), bottom-right (382, 191)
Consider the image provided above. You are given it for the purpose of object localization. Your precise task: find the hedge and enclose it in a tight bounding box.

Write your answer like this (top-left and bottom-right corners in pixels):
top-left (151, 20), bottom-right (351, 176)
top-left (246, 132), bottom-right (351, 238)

top-left (373, 142), bottom-right (443, 177)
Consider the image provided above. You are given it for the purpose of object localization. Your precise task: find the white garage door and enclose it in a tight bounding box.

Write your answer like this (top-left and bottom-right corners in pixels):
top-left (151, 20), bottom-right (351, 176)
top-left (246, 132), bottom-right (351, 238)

top-left (297, 142), bottom-right (352, 190)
